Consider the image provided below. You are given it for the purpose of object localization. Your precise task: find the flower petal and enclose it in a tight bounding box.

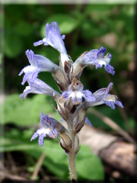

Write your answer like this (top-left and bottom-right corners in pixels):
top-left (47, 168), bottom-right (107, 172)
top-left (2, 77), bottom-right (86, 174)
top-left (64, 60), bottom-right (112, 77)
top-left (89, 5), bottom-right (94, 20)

top-left (61, 78), bottom-right (95, 103)
top-left (82, 90), bottom-right (96, 102)
top-left (19, 66), bottom-right (40, 85)
top-left (38, 134), bottom-right (46, 146)
top-left (85, 117), bottom-right (92, 127)
top-left (20, 78), bottom-right (60, 100)
top-left (72, 47), bottom-right (115, 79)
top-left (30, 132), bottom-right (39, 141)
top-left (19, 49), bottom-right (61, 85)
top-left (30, 113), bottom-right (59, 146)
top-left (88, 82), bottom-right (124, 110)
top-left (104, 101), bottom-right (116, 109)
top-left (30, 113), bottom-right (69, 146)
top-left (105, 64), bottom-right (115, 75)
top-left (33, 22), bottom-right (71, 70)
top-left (33, 39), bottom-right (47, 46)
top-left (115, 100), bottom-right (124, 108)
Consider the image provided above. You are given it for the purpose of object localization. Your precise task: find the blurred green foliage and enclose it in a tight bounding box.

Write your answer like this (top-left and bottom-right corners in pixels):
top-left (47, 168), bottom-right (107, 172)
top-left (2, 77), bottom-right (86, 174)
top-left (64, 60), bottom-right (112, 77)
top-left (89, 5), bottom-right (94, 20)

top-left (2, 127), bottom-right (104, 180)
top-left (2, 4), bottom-right (135, 181)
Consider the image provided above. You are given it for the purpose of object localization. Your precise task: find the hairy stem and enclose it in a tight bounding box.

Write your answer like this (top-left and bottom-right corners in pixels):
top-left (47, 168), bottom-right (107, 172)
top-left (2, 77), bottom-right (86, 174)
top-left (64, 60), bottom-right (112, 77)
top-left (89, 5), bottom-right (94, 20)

top-left (67, 121), bottom-right (77, 182)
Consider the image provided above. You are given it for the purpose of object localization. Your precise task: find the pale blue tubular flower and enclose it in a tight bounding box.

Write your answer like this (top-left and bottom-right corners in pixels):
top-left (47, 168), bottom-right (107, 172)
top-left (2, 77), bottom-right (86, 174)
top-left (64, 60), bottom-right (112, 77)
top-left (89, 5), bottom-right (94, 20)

top-left (90, 82), bottom-right (124, 109)
top-left (31, 112), bottom-right (58, 146)
top-left (19, 49), bottom-right (62, 85)
top-left (33, 22), bottom-right (71, 70)
top-left (62, 78), bottom-right (96, 103)
top-left (31, 112), bottom-right (71, 148)
top-left (71, 47), bottom-right (115, 79)
top-left (20, 78), bottom-right (60, 100)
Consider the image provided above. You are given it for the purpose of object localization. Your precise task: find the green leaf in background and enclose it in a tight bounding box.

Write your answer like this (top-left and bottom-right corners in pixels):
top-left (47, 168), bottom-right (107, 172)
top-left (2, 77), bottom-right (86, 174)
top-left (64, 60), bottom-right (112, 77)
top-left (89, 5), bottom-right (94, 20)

top-left (2, 128), bottom-right (104, 180)
top-left (41, 14), bottom-right (80, 37)
top-left (15, 21), bottom-right (32, 36)
top-left (81, 21), bottom-right (108, 38)
top-left (4, 34), bottom-right (23, 58)
top-left (27, 143), bottom-right (69, 179)
top-left (85, 4), bottom-right (114, 13)
top-left (0, 94), bottom-right (54, 126)
top-left (76, 146), bottom-right (104, 180)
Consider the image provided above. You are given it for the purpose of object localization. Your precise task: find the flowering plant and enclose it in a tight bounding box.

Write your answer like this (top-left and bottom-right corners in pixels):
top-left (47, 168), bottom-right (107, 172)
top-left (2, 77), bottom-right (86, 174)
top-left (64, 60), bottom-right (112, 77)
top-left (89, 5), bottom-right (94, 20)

top-left (19, 22), bottom-right (123, 182)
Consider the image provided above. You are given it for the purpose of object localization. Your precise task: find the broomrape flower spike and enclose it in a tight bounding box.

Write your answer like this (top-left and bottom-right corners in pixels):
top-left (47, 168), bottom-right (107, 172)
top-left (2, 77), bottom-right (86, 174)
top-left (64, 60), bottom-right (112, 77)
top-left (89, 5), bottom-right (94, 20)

top-left (19, 21), bottom-right (124, 183)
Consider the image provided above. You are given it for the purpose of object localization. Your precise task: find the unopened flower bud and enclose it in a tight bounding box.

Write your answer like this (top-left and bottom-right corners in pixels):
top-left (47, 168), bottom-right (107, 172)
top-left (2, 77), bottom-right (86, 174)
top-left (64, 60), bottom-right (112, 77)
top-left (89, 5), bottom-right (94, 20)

top-left (72, 102), bottom-right (88, 133)
top-left (57, 95), bottom-right (80, 121)
top-left (52, 68), bottom-right (69, 91)
top-left (70, 51), bottom-right (88, 79)
top-left (63, 60), bottom-right (73, 74)
top-left (59, 132), bottom-right (72, 153)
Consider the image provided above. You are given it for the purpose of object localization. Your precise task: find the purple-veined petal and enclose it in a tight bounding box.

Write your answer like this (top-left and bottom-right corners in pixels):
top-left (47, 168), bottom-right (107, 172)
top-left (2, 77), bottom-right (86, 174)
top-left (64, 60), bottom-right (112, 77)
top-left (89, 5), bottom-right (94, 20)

top-left (45, 22), bottom-right (66, 53)
top-left (33, 39), bottom-right (47, 46)
top-left (33, 22), bottom-right (71, 70)
top-left (105, 64), bottom-right (115, 75)
top-left (34, 22), bottom-right (68, 54)
top-left (62, 91), bottom-right (70, 99)
top-left (115, 100), bottom-right (124, 108)
top-left (88, 82), bottom-right (124, 110)
top-left (19, 66), bottom-right (40, 85)
top-left (82, 90), bottom-right (96, 102)
top-left (30, 113), bottom-right (59, 146)
top-left (30, 113), bottom-right (69, 146)
top-left (61, 78), bottom-right (95, 103)
top-left (104, 101), bottom-right (116, 109)
top-left (30, 132), bottom-right (39, 141)
top-left (20, 78), bottom-right (60, 100)
top-left (38, 134), bottom-right (46, 146)
top-left (48, 128), bottom-right (58, 138)
top-left (97, 47), bottom-right (106, 57)
top-left (19, 49), bottom-right (60, 85)
top-left (72, 47), bottom-right (115, 78)
top-left (104, 82), bottom-right (113, 95)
